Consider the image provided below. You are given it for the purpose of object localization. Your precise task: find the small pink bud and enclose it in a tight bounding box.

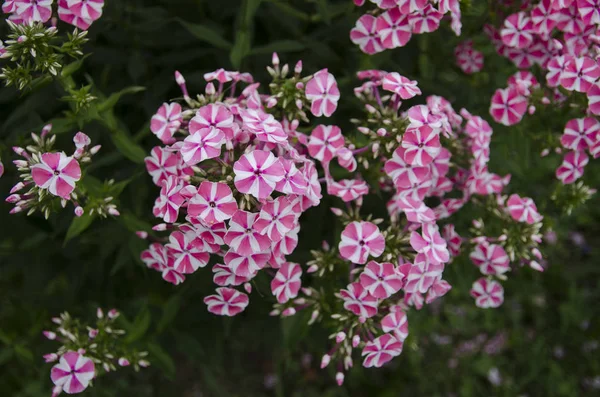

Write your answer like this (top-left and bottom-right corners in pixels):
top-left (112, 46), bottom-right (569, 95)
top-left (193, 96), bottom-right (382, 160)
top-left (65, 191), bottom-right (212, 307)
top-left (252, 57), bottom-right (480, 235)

top-left (357, 127), bottom-right (370, 134)
top-left (88, 329), bottom-right (98, 339)
top-left (118, 358), bottom-right (130, 367)
top-left (294, 60), bottom-right (303, 74)
top-left (136, 231), bottom-right (148, 239)
top-left (108, 207), bottom-right (121, 216)
top-left (108, 309), bottom-right (119, 319)
top-left (0, 161), bottom-right (4, 178)
top-left (153, 223), bottom-right (167, 231)
top-left (174, 70), bottom-right (186, 86)
top-left (540, 148), bottom-right (550, 157)
top-left (281, 307), bottom-right (296, 317)
top-left (320, 354), bottom-right (331, 368)
top-left (310, 310), bottom-right (319, 323)
top-left (12, 146), bottom-right (26, 156)
top-left (272, 52), bottom-right (280, 67)
top-left (528, 105), bottom-right (536, 115)
top-left (365, 104), bottom-right (377, 113)
top-left (97, 308), bottom-right (104, 319)
top-left (6, 194), bottom-right (20, 203)
top-left (103, 362), bottom-right (111, 372)
top-left (44, 353), bottom-right (58, 363)
top-left (266, 97), bottom-right (278, 108)
top-left (358, 316), bottom-right (366, 324)
top-left (42, 124), bottom-right (53, 137)
top-left (74, 206), bottom-right (84, 217)
top-left (13, 159), bottom-right (28, 168)
top-left (205, 82), bottom-right (216, 96)
top-left (269, 309), bottom-right (281, 316)
top-left (295, 99), bottom-right (303, 110)
top-left (497, 234), bottom-right (508, 241)
top-left (330, 208), bottom-right (343, 216)
top-left (335, 372), bottom-right (344, 386)
top-left (51, 317), bottom-right (62, 324)
top-left (43, 331), bottom-right (56, 340)
top-left (335, 332), bottom-right (346, 343)
top-left (541, 97), bottom-right (550, 105)
top-left (321, 240), bottom-right (330, 251)
top-left (344, 355), bottom-right (353, 369)
top-left (17, 35), bottom-right (26, 43)
top-left (244, 282), bottom-right (252, 294)
top-left (73, 132), bottom-right (91, 149)
top-left (295, 82), bottom-right (304, 90)
top-left (307, 264), bottom-right (318, 273)
top-left (139, 360), bottom-right (150, 368)
top-left (472, 219), bottom-right (482, 228)
top-left (376, 128), bottom-right (387, 136)
top-left (9, 206), bottom-right (23, 214)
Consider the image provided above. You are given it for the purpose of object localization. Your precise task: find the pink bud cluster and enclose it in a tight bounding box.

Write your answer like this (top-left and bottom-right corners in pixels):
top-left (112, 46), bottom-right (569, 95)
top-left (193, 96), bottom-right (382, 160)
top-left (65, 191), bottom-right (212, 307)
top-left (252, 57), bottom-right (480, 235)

top-left (350, 0), bottom-right (462, 54)
top-left (2, 0), bottom-right (104, 29)
top-left (484, 0), bottom-right (600, 186)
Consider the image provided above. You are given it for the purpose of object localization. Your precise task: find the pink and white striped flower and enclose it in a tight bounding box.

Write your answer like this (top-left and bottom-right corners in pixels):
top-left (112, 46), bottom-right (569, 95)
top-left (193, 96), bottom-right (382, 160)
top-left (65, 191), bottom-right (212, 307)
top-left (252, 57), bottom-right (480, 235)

top-left (403, 253), bottom-right (444, 294)
top-left (14, 0), bottom-right (53, 23)
top-left (470, 278), bottom-right (504, 308)
top-left (187, 181), bottom-right (237, 225)
top-left (560, 57), bottom-right (600, 93)
top-left (155, 176), bottom-right (186, 223)
top-left (190, 103), bottom-right (237, 140)
top-left (350, 14), bottom-right (384, 55)
top-left (442, 224), bottom-right (462, 258)
top-left (340, 282), bottom-right (378, 318)
top-left (31, 152), bottom-right (81, 199)
top-left (305, 69), bottom-right (340, 117)
top-left (65, 0), bottom-right (104, 22)
top-left (410, 223), bottom-right (449, 265)
top-left (254, 196), bottom-right (297, 242)
top-left (506, 194), bottom-right (543, 224)
top-left (359, 261), bottom-right (404, 299)
top-left (561, 117), bottom-right (600, 150)
top-left (397, 0), bottom-right (428, 14)
top-left (161, 263), bottom-right (186, 286)
top-left (181, 126), bottom-right (226, 165)
top-left (327, 179), bottom-right (369, 202)
top-left (50, 351), bottom-right (95, 395)
top-left (204, 287), bottom-right (249, 316)
top-left (531, 0), bottom-right (561, 38)
top-left (381, 310), bottom-right (409, 341)
top-left (141, 243), bottom-right (171, 272)
top-left (384, 147), bottom-right (430, 188)
top-left (546, 55), bottom-right (573, 87)
top-left (578, 0), bottom-right (600, 24)
top-left (166, 231), bottom-right (210, 274)
top-left (425, 278), bottom-right (452, 304)
top-left (239, 108), bottom-right (287, 143)
top-left (362, 334), bottom-right (403, 368)
top-left (500, 12), bottom-right (534, 49)
top-left (556, 150), bottom-right (589, 184)
top-left (307, 125), bottom-right (344, 162)
top-left (408, 5), bottom-right (443, 34)
top-left (407, 105), bottom-right (443, 129)
top-left (224, 250), bottom-right (270, 277)
top-left (382, 72), bottom-right (421, 99)
top-left (274, 159), bottom-right (308, 195)
top-left (212, 263), bottom-right (253, 286)
top-left (144, 146), bottom-right (180, 186)
top-left (396, 196), bottom-right (435, 224)
top-left (271, 262), bottom-right (302, 303)
top-left (57, 0), bottom-right (92, 30)
top-left (376, 8), bottom-right (412, 49)
top-left (587, 83), bottom-right (600, 115)
top-left (490, 87), bottom-right (528, 126)
top-left (470, 243), bottom-right (510, 276)
top-left (272, 224), bottom-right (299, 258)
top-left (339, 221), bottom-right (385, 264)
top-left (224, 210), bottom-right (271, 256)
top-left (233, 150), bottom-right (285, 200)
top-left (401, 126), bottom-right (441, 166)
top-left (455, 42), bottom-right (484, 74)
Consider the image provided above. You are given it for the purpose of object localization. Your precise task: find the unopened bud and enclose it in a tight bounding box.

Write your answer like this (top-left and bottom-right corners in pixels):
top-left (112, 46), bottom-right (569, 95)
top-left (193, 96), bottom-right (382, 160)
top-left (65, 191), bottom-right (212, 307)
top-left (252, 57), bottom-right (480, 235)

top-left (344, 355), bottom-right (353, 369)
top-left (282, 307), bottom-right (296, 317)
top-left (43, 331), bottom-right (56, 340)
top-left (335, 332), bottom-right (346, 343)
top-left (90, 145), bottom-right (102, 155)
top-left (44, 353), bottom-right (58, 363)
top-left (336, 372), bottom-right (344, 386)
top-left (320, 354), bottom-right (331, 368)
top-left (244, 282), bottom-right (252, 294)
top-left (136, 231), bottom-right (148, 239)
top-left (205, 82), bottom-right (216, 96)
top-left (528, 105), bottom-right (536, 115)
top-left (118, 358), bottom-right (130, 367)
top-left (330, 208), bottom-right (343, 216)
top-left (272, 52), bottom-right (280, 67)
top-left (74, 206), bottom-right (84, 217)
top-left (294, 60), bottom-right (303, 74)
top-left (153, 223), bottom-right (167, 231)
top-left (295, 82), bottom-right (304, 90)
top-left (108, 309), bottom-right (119, 319)
top-left (307, 264), bottom-right (318, 273)
top-left (6, 194), bottom-right (20, 203)
top-left (88, 329), bottom-right (98, 339)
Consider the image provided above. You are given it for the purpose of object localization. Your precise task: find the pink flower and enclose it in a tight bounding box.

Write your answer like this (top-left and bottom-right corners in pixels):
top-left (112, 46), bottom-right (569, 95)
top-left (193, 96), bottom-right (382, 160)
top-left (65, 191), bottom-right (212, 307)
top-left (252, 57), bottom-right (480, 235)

top-left (272, 224), bottom-right (299, 257)
top-left (546, 55), bottom-right (573, 87)
top-left (561, 117), bottom-right (600, 150)
top-left (587, 83), bottom-right (600, 115)
top-left (224, 210), bottom-right (272, 256)
top-left (350, 14), bottom-right (383, 55)
top-left (396, 196), bottom-right (436, 224)
top-left (271, 262), bottom-right (302, 303)
top-left (382, 72), bottom-right (421, 99)
top-left (410, 224), bottom-right (450, 265)
top-left (50, 351), bottom-right (95, 395)
top-left (397, 0), bottom-right (428, 14)
top-left (327, 179), bottom-right (369, 202)
top-left (409, 4), bottom-right (443, 34)
top-left (254, 196), bottom-right (297, 242)
top-left (455, 42), bottom-right (484, 74)
top-left (144, 146), bottom-right (180, 186)
top-left (165, 231), bottom-right (210, 274)
top-left (240, 108), bottom-right (287, 143)
top-left (401, 126), bottom-right (441, 166)
top-left (470, 278), bottom-right (504, 308)
top-left (376, 8), bottom-right (412, 49)
top-left (381, 310), bottom-right (409, 341)
top-left (384, 147), bottom-right (430, 188)
top-left (362, 334), bottom-right (403, 368)
top-left (155, 176), bottom-right (187, 223)
top-left (212, 263), bottom-right (252, 286)
top-left (500, 12), bottom-right (534, 49)
top-left (442, 224), bottom-right (462, 257)
top-left (57, 0), bottom-right (92, 30)
top-left (161, 261), bottom-right (186, 285)
top-left (307, 125), bottom-right (344, 162)
top-left (425, 278), bottom-right (452, 304)
top-left (338, 221), bottom-right (385, 264)
top-left (490, 87), bottom-right (528, 126)
top-left (224, 250), bottom-right (270, 277)
top-left (191, 103), bottom-right (236, 138)
top-left (578, 0), bottom-right (600, 27)
top-left (181, 126), bottom-right (226, 165)
top-left (141, 243), bottom-right (171, 272)
top-left (470, 243), bottom-right (510, 276)
top-left (204, 287), bottom-right (249, 316)
top-left (403, 253), bottom-right (444, 294)
top-left (31, 152), bottom-right (81, 199)
top-left (305, 69), bottom-right (340, 117)
top-left (73, 132), bottom-right (91, 149)
top-left (187, 181), bottom-right (237, 224)
top-left (506, 194), bottom-right (543, 224)
top-left (359, 261), bottom-right (404, 299)
top-left (340, 282), bottom-right (378, 318)
top-left (552, 0), bottom-right (575, 9)
top-left (560, 57), bottom-right (600, 93)
top-left (14, 0), bottom-right (53, 23)
top-left (274, 158), bottom-right (308, 195)
top-left (65, 0), bottom-right (104, 22)
top-left (556, 150), bottom-right (589, 184)
top-left (531, 0), bottom-right (561, 37)
top-left (234, 150), bottom-right (285, 200)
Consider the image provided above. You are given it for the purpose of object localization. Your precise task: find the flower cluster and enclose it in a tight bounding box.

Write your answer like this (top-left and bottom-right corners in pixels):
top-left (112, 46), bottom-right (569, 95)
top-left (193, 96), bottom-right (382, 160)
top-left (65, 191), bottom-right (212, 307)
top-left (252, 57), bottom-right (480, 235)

top-left (2, 0), bottom-right (104, 29)
top-left (483, 0), bottom-right (600, 190)
top-left (6, 125), bottom-right (119, 219)
top-left (141, 56), bottom-right (338, 316)
top-left (44, 309), bottom-right (149, 396)
top-left (350, 0), bottom-right (462, 54)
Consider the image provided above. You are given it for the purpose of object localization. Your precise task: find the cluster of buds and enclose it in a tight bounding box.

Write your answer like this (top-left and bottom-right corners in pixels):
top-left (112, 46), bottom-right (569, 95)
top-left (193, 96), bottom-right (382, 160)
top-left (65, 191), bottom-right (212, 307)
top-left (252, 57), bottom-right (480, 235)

top-left (270, 68), bottom-right (546, 384)
top-left (140, 55), bottom-right (339, 316)
top-left (350, 0), bottom-right (462, 55)
top-left (43, 308), bottom-right (149, 396)
top-left (6, 125), bottom-right (119, 219)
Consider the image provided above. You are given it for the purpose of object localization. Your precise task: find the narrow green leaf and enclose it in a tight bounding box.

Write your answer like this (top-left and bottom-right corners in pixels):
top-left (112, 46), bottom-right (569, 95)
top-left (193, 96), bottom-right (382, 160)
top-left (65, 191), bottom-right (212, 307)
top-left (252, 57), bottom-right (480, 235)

top-left (64, 212), bottom-right (97, 243)
top-left (157, 295), bottom-right (182, 333)
top-left (97, 86), bottom-right (146, 113)
top-left (177, 18), bottom-right (232, 50)
top-left (125, 307), bottom-right (151, 343)
top-left (61, 54), bottom-right (91, 78)
top-left (119, 212), bottom-right (153, 233)
top-left (110, 128), bottom-right (147, 164)
top-left (230, 30), bottom-right (251, 69)
top-left (148, 342), bottom-right (176, 379)
top-left (250, 40), bottom-right (305, 55)
top-left (315, 0), bottom-right (330, 24)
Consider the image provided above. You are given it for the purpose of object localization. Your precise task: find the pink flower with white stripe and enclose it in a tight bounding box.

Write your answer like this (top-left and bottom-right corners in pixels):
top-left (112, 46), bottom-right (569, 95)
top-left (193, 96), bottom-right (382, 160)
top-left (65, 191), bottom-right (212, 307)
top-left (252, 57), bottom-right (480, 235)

top-left (240, 108), bottom-right (287, 144)
top-left (271, 262), bottom-right (302, 303)
top-left (531, 0), bottom-right (561, 38)
top-left (442, 224), bottom-right (462, 258)
top-left (410, 223), bottom-right (449, 265)
top-left (382, 72), bottom-right (421, 99)
top-left (470, 243), bottom-right (510, 276)
top-left (384, 147), bottom-right (430, 188)
top-left (401, 126), bottom-right (441, 167)
top-left (376, 8), bottom-right (412, 49)
top-left (408, 5), bottom-right (443, 34)
top-left (506, 194), bottom-right (543, 224)
top-left (350, 14), bottom-right (383, 55)
top-left (233, 150), bottom-right (285, 200)
top-left (212, 263), bottom-right (252, 286)
top-left (403, 253), bottom-right (444, 294)
top-left (407, 105), bottom-right (443, 130)
top-left (144, 146), bottom-right (180, 186)
top-left (272, 224), bottom-right (299, 257)
top-left (560, 57), bottom-right (600, 93)
top-left (181, 127), bottom-right (226, 166)
top-left (274, 159), bottom-right (308, 195)
top-left (190, 103), bottom-right (237, 140)
top-left (425, 278), bottom-right (452, 304)
top-left (338, 221), bottom-right (385, 264)
top-left (340, 282), bottom-right (378, 318)
top-left (561, 118), bottom-right (600, 151)
top-left (362, 334), bottom-right (403, 368)
top-left (57, 0), bottom-right (92, 30)
top-left (359, 261), bottom-right (404, 299)
top-left (470, 278), bottom-right (504, 309)
top-left (254, 196), bottom-right (297, 242)
top-left (51, 351), bottom-right (95, 395)
top-left (556, 150), bottom-right (589, 184)
top-left (307, 125), bottom-right (344, 162)
top-left (204, 287), bottom-right (249, 316)
top-left (327, 179), bottom-right (369, 202)
top-left (224, 210), bottom-right (272, 256)
top-left (224, 249), bottom-right (270, 277)
top-left (187, 181), bottom-right (237, 225)
top-left (141, 243), bottom-right (171, 272)
top-left (578, 0), bottom-right (600, 27)
top-left (166, 231), bottom-right (210, 274)
top-left (455, 42), bottom-right (484, 74)
top-left (381, 309), bottom-right (409, 341)
top-left (587, 83), bottom-right (600, 115)
top-left (305, 69), bottom-right (340, 117)
top-left (490, 87), bottom-right (528, 126)
top-left (65, 0), bottom-right (104, 22)
top-left (155, 176), bottom-right (187, 223)
top-left (397, 196), bottom-right (435, 224)
top-left (500, 12), bottom-right (534, 49)
top-left (397, 0), bottom-right (428, 14)
top-left (14, 0), bottom-right (53, 23)
top-left (31, 152), bottom-right (81, 199)
top-left (546, 55), bottom-right (573, 87)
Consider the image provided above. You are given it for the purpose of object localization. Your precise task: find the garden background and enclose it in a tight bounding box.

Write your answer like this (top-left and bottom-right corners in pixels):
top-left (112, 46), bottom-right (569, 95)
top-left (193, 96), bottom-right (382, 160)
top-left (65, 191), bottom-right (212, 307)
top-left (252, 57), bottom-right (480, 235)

top-left (0, 1), bottom-right (599, 396)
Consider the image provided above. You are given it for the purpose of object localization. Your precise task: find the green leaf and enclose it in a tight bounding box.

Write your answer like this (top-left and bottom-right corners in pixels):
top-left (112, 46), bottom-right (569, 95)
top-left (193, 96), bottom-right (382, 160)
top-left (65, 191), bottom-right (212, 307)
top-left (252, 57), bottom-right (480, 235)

top-left (315, 0), bottom-right (330, 24)
top-left (176, 18), bottom-right (232, 50)
top-left (97, 86), bottom-right (146, 113)
top-left (156, 295), bottom-right (182, 333)
top-left (250, 40), bottom-right (305, 55)
top-left (118, 212), bottom-right (153, 233)
top-left (230, 30), bottom-right (251, 69)
top-left (110, 127), bottom-right (147, 164)
top-left (61, 54), bottom-right (91, 78)
top-left (64, 212), bottom-right (97, 244)
top-left (125, 307), bottom-right (151, 343)
top-left (148, 342), bottom-right (176, 379)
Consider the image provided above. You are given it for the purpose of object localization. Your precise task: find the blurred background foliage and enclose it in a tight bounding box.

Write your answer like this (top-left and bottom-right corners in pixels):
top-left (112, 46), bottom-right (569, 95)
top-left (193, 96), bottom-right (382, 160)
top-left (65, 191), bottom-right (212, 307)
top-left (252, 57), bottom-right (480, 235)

top-left (0, 0), bottom-right (599, 396)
